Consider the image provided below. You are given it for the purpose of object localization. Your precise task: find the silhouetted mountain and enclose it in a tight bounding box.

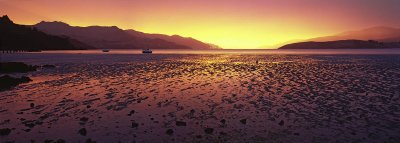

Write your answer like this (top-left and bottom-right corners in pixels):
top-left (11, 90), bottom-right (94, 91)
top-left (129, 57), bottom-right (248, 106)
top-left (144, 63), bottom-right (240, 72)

top-left (0, 15), bottom-right (91, 51)
top-left (34, 21), bottom-right (216, 49)
top-left (279, 40), bottom-right (400, 49)
top-left (125, 29), bottom-right (220, 49)
top-left (309, 27), bottom-right (400, 42)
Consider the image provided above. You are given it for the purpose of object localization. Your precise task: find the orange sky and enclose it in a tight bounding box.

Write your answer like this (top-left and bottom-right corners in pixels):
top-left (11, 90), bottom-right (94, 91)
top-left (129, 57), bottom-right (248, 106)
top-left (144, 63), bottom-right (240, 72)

top-left (1, 0), bottom-right (400, 49)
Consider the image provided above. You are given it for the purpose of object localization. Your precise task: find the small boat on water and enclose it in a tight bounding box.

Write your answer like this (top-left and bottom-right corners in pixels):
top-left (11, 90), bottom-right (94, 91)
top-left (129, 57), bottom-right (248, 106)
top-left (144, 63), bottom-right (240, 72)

top-left (142, 49), bottom-right (152, 54)
top-left (102, 49), bottom-right (110, 52)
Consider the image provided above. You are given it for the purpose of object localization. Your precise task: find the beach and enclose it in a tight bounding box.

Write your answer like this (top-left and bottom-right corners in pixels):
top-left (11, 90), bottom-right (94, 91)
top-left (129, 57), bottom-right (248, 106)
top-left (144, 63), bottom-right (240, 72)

top-left (1, 50), bottom-right (400, 142)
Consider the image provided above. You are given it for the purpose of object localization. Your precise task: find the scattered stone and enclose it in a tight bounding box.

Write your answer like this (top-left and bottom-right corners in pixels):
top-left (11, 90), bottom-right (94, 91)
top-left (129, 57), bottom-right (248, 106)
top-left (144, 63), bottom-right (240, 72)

top-left (56, 139), bottom-right (66, 143)
top-left (128, 110), bottom-right (135, 116)
top-left (86, 138), bottom-right (97, 143)
top-left (0, 128), bottom-right (11, 136)
top-left (166, 129), bottom-right (174, 135)
top-left (204, 128), bottom-right (214, 134)
top-left (176, 121), bottom-right (187, 126)
top-left (279, 120), bottom-right (284, 126)
top-left (80, 117), bottom-right (89, 122)
top-left (131, 122), bottom-right (139, 128)
top-left (23, 129), bottom-right (31, 132)
top-left (0, 75), bottom-right (32, 91)
top-left (42, 65), bottom-right (56, 68)
top-left (240, 119), bottom-right (247, 124)
top-left (79, 128), bottom-right (87, 136)
top-left (24, 122), bottom-right (35, 128)
top-left (0, 62), bottom-right (37, 73)
top-left (220, 119), bottom-right (226, 124)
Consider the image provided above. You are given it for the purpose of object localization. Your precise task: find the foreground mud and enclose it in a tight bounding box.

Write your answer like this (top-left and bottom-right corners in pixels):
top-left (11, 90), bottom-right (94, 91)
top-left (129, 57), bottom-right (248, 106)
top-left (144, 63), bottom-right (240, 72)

top-left (1, 54), bottom-right (399, 142)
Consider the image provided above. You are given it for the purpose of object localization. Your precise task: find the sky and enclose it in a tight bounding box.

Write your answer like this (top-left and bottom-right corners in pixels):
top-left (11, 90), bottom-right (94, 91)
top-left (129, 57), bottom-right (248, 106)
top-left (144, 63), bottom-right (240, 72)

top-left (1, 0), bottom-right (400, 49)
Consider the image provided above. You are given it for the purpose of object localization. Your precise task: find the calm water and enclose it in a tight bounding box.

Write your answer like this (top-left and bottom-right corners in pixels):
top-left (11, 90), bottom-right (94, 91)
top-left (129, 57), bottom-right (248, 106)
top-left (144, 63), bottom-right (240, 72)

top-left (20, 49), bottom-right (400, 55)
top-left (2, 49), bottom-right (400, 65)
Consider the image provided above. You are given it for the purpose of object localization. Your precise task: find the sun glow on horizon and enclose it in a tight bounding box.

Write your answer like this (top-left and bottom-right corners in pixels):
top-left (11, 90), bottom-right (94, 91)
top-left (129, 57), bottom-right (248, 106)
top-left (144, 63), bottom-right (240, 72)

top-left (2, 0), bottom-right (400, 49)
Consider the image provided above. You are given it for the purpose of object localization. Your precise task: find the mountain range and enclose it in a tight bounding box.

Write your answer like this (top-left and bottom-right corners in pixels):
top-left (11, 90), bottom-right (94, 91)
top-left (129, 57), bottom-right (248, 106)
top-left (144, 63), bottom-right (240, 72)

top-left (280, 40), bottom-right (400, 49)
top-left (309, 27), bottom-right (400, 42)
top-left (34, 21), bottom-right (220, 50)
top-left (279, 26), bottom-right (400, 49)
top-left (0, 15), bottom-right (92, 51)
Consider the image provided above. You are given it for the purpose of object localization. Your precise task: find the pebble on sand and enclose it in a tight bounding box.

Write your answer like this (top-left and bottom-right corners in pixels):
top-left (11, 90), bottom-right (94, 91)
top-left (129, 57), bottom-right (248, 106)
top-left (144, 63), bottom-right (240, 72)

top-left (42, 64), bottom-right (56, 68)
top-left (279, 120), bottom-right (285, 126)
top-left (80, 117), bottom-right (89, 122)
top-left (131, 122), bottom-right (139, 128)
top-left (240, 119), bottom-right (247, 124)
top-left (176, 121), bottom-right (187, 126)
top-left (86, 138), bottom-right (97, 143)
top-left (0, 128), bottom-right (11, 136)
top-left (204, 128), bottom-right (214, 134)
top-left (79, 128), bottom-right (87, 136)
top-left (166, 129), bottom-right (174, 135)
top-left (220, 119), bottom-right (226, 124)
top-left (128, 110), bottom-right (135, 116)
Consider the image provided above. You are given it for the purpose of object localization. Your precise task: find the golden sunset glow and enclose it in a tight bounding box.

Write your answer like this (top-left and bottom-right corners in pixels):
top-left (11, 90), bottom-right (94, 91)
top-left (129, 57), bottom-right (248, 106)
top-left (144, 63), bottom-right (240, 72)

top-left (1, 0), bottom-right (400, 49)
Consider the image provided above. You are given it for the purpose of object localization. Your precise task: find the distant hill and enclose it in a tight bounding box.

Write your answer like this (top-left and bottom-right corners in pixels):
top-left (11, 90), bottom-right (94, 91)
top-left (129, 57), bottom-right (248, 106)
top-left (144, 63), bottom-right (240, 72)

top-left (125, 29), bottom-right (220, 50)
top-left (309, 26), bottom-right (400, 42)
top-left (279, 40), bottom-right (400, 49)
top-left (0, 15), bottom-right (91, 51)
top-left (35, 21), bottom-right (220, 49)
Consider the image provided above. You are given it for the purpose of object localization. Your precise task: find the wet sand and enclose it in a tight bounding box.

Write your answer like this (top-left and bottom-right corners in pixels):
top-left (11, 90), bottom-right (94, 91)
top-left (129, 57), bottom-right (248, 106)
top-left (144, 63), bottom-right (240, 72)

top-left (1, 53), bottom-right (400, 142)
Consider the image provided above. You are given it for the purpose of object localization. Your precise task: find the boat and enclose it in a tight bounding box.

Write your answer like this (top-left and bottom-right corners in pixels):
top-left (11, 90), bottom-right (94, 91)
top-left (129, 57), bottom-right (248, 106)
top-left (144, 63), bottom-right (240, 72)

top-left (102, 49), bottom-right (110, 52)
top-left (142, 49), bottom-right (152, 54)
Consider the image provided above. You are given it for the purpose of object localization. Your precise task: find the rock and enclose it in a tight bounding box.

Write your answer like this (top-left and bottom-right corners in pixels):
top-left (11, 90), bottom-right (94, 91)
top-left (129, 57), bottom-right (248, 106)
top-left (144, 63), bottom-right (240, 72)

top-left (78, 128), bottom-right (87, 136)
top-left (56, 139), bottom-right (66, 143)
top-left (128, 110), bottom-right (135, 116)
top-left (86, 138), bottom-right (97, 143)
top-left (0, 75), bottom-right (32, 91)
top-left (176, 121), bottom-right (187, 126)
top-left (42, 64), bottom-right (56, 68)
top-left (279, 120), bottom-right (284, 126)
top-left (79, 117), bottom-right (89, 125)
top-left (240, 119), bottom-right (247, 124)
top-left (0, 128), bottom-right (11, 136)
top-left (0, 62), bottom-right (37, 73)
top-left (166, 129), bottom-right (174, 135)
top-left (220, 119), bottom-right (226, 124)
top-left (24, 122), bottom-right (35, 128)
top-left (131, 122), bottom-right (139, 128)
top-left (80, 117), bottom-right (89, 122)
top-left (204, 128), bottom-right (214, 134)
top-left (30, 103), bottom-right (35, 108)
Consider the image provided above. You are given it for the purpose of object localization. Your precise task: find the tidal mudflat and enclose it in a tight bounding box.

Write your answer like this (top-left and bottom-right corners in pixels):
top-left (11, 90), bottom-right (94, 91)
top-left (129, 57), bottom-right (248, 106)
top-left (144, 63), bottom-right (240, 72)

top-left (1, 53), bottom-right (400, 142)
